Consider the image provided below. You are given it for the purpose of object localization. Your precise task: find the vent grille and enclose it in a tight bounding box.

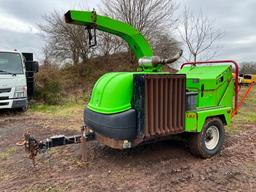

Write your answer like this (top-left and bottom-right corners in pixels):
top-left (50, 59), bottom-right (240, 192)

top-left (0, 102), bottom-right (9, 106)
top-left (0, 97), bottom-right (9, 100)
top-left (0, 88), bottom-right (11, 93)
top-left (133, 74), bottom-right (186, 139)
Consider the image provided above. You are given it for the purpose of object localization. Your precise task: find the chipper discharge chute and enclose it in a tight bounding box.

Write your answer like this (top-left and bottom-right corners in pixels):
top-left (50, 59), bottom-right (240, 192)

top-left (19, 10), bottom-right (251, 165)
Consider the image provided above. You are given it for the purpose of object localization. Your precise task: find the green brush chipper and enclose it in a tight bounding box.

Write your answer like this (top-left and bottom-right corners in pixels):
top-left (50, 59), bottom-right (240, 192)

top-left (20, 10), bottom-right (250, 164)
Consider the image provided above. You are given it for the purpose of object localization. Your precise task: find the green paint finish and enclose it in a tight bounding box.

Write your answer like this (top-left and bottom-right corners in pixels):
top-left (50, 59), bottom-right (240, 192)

top-left (185, 107), bottom-right (232, 132)
top-left (196, 107), bottom-right (232, 132)
top-left (178, 65), bottom-right (233, 109)
top-left (88, 72), bottom-right (167, 114)
top-left (65, 10), bottom-right (153, 60)
top-left (178, 65), bottom-right (232, 80)
top-left (88, 72), bottom-right (134, 114)
top-left (180, 64), bottom-right (234, 132)
top-left (185, 112), bottom-right (198, 132)
top-left (218, 79), bottom-right (234, 107)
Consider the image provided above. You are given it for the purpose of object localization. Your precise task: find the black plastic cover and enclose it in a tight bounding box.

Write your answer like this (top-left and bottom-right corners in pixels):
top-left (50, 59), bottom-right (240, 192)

top-left (84, 108), bottom-right (137, 140)
top-left (22, 53), bottom-right (38, 99)
top-left (22, 53), bottom-right (33, 61)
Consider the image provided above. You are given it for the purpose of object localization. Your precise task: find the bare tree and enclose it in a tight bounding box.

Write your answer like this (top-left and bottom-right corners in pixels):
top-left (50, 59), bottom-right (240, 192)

top-left (39, 2), bottom-right (179, 66)
top-left (97, 32), bottom-right (124, 57)
top-left (39, 10), bottom-right (92, 64)
top-left (240, 62), bottom-right (256, 74)
top-left (179, 7), bottom-right (222, 62)
top-left (102, 0), bottom-right (177, 40)
top-left (41, 45), bottom-right (52, 66)
top-left (101, 0), bottom-right (178, 63)
top-left (151, 33), bottom-right (181, 59)
top-left (94, 32), bottom-right (125, 70)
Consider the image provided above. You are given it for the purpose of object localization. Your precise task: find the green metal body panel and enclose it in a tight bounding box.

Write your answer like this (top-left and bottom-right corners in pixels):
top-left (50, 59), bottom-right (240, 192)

top-left (196, 107), bottom-right (232, 132)
top-left (88, 72), bottom-right (167, 114)
top-left (178, 65), bottom-right (233, 108)
top-left (65, 10), bottom-right (153, 60)
top-left (179, 65), bottom-right (234, 132)
top-left (185, 107), bottom-right (232, 132)
top-left (88, 72), bottom-right (134, 114)
top-left (185, 112), bottom-right (198, 132)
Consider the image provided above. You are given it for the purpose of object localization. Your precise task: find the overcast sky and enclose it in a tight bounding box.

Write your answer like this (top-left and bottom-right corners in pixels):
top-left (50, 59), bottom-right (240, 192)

top-left (0, 0), bottom-right (255, 62)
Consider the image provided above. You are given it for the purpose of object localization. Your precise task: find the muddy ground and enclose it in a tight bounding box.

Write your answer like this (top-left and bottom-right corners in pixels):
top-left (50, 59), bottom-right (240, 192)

top-left (0, 109), bottom-right (255, 192)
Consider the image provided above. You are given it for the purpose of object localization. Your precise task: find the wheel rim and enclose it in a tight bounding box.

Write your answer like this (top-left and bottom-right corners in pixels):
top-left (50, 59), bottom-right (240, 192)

top-left (205, 126), bottom-right (220, 150)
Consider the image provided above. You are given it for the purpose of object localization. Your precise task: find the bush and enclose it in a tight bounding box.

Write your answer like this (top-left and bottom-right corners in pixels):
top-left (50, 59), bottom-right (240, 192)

top-left (35, 64), bottom-right (64, 105)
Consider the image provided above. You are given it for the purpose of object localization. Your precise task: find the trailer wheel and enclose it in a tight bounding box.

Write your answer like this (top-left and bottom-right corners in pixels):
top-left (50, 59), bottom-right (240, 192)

top-left (189, 118), bottom-right (224, 158)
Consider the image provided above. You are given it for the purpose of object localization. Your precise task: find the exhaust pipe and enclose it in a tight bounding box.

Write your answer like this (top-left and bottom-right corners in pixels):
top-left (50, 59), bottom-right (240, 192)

top-left (139, 50), bottom-right (183, 67)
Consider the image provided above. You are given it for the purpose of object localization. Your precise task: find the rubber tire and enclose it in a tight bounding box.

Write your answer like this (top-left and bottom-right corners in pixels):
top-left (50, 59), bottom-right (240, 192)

top-left (16, 105), bottom-right (28, 113)
top-left (189, 118), bottom-right (225, 158)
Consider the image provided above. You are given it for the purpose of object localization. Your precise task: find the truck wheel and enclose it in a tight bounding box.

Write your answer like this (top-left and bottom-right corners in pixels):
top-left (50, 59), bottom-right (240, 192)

top-left (189, 118), bottom-right (224, 158)
top-left (17, 105), bottom-right (28, 112)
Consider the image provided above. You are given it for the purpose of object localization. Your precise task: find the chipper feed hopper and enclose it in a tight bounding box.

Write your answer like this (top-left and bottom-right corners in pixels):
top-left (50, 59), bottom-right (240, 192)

top-left (20, 10), bottom-right (245, 164)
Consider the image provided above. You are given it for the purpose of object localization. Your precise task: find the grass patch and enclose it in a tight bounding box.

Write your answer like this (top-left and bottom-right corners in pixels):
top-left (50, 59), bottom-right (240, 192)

top-left (227, 86), bottom-right (256, 131)
top-left (0, 147), bottom-right (16, 160)
top-left (29, 100), bottom-right (84, 117)
top-left (235, 87), bottom-right (256, 121)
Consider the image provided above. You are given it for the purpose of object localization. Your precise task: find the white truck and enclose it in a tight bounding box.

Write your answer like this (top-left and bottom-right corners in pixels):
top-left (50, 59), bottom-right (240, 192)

top-left (0, 50), bottom-right (38, 111)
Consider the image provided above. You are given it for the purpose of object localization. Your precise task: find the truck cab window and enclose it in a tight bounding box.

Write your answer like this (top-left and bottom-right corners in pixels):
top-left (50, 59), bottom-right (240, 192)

top-left (0, 52), bottom-right (23, 74)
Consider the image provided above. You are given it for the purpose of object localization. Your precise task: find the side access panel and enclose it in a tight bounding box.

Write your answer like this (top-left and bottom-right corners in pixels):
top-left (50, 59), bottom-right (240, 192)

top-left (196, 107), bottom-right (232, 132)
top-left (133, 74), bottom-right (186, 139)
top-left (184, 107), bottom-right (232, 133)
